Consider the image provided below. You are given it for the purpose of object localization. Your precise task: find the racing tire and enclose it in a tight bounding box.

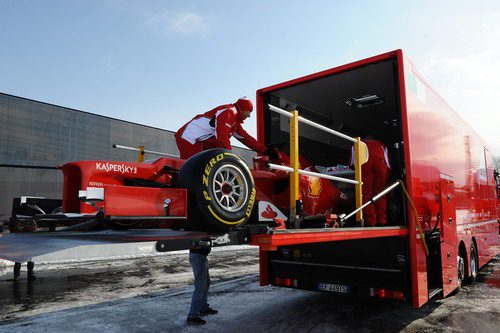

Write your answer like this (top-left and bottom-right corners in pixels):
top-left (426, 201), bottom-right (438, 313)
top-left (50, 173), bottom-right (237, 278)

top-left (176, 149), bottom-right (256, 233)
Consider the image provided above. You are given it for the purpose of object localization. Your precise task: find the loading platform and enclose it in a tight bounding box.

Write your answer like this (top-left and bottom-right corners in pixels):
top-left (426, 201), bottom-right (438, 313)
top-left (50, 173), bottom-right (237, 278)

top-left (251, 226), bottom-right (408, 251)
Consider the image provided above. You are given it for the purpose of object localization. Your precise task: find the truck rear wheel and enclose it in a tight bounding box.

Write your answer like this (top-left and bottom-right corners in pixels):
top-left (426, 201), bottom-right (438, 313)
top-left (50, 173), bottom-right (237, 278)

top-left (176, 149), bottom-right (256, 233)
top-left (468, 243), bottom-right (478, 283)
top-left (457, 250), bottom-right (465, 290)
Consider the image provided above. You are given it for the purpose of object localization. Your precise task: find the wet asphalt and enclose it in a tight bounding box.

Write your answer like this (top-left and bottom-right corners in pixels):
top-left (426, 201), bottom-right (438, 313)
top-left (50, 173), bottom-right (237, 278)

top-left (0, 250), bottom-right (498, 332)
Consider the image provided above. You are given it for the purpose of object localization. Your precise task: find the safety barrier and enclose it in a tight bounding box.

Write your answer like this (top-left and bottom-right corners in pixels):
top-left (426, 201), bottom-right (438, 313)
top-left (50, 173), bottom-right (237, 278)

top-left (267, 104), bottom-right (368, 226)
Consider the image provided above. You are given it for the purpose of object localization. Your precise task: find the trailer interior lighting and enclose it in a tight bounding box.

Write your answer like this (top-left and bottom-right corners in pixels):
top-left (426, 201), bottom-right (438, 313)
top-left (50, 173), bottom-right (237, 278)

top-left (345, 94), bottom-right (383, 108)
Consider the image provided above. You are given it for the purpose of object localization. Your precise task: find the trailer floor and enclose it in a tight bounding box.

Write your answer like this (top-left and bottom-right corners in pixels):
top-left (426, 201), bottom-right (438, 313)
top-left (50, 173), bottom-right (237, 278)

top-left (0, 251), bottom-right (498, 332)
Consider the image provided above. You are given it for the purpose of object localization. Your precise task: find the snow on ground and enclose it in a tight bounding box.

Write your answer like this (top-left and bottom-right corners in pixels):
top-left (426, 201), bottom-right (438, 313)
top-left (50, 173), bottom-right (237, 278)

top-left (0, 243), bottom-right (255, 276)
top-left (0, 227), bottom-right (498, 333)
top-left (0, 246), bottom-right (259, 322)
top-left (0, 258), bottom-right (498, 332)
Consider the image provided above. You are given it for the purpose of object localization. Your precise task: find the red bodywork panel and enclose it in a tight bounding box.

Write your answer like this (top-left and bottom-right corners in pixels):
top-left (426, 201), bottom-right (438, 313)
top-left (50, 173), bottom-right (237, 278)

top-left (61, 157), bottom-right (185, 216)
top-left (403, 54), bottom-right (499, 305)
top-left (104, 186), bottom-right (187, 218)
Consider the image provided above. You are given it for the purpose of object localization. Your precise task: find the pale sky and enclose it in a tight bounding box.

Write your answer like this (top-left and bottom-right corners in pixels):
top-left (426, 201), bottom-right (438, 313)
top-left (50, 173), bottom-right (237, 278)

top-left (1, 0), bottom-right (499, 155)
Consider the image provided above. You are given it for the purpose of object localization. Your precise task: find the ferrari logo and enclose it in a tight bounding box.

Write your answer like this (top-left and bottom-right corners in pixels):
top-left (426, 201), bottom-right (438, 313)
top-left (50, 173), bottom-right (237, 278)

top-left (261, 205), bottom-right (278, 219)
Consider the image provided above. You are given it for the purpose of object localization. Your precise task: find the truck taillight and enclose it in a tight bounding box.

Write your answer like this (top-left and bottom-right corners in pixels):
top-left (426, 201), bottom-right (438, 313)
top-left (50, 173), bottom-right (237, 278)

top-left (282, 278), bottom-right (292, 287)
top-left (369, 288), bottom-right (404, 300)
top-left (274, 277), bottom-right (297, 287)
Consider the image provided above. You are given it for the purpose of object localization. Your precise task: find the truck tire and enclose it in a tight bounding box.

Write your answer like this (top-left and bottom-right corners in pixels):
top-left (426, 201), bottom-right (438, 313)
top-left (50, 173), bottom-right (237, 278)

top-left (457, 249), bottom-right (466, 290)
top-left (468, 242), bottom-right (478, 283)
top-left (177, 149), bottom-right (256, 233)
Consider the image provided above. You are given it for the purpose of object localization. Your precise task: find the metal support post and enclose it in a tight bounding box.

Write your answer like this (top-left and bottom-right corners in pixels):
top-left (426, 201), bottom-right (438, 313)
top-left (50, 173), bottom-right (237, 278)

top-left (13, 262), bottom-right (21, 281)
top-left (289, 110), bottom-right (300, 228)
top-left (354, 137), bottom-right (367, 224)
top-left (138, 145), bottom-right (145, 163)
top-left (27, 261), bottom-right (36, 280)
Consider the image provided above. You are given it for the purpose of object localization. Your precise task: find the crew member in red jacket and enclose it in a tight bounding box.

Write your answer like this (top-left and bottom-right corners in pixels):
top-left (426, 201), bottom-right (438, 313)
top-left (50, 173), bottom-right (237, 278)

top-left (175, 97), bottom-right (267, 159)
top-left (351, 137), bottom-right (390, 226)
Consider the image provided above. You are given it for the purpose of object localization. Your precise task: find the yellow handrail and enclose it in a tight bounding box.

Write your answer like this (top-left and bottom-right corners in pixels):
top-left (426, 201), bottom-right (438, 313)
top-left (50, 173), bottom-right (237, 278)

top-left (268, 104), bottom-right (366, 225)
top-left (137, 145), bottom-right (145, 163)
top-left (354, 137), bottom-right (368, 223)
top-left (289, 110), bottom-right (300, 227)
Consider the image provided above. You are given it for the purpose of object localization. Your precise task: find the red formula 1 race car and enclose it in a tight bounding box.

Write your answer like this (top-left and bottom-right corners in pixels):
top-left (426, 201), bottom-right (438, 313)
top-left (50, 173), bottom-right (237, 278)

top-left (10, 147), bottom-right (353, 234)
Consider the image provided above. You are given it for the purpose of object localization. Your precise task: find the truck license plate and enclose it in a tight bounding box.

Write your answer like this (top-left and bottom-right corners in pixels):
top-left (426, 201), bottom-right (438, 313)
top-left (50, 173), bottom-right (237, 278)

top-left (317, 283), bottom-right (350, 294)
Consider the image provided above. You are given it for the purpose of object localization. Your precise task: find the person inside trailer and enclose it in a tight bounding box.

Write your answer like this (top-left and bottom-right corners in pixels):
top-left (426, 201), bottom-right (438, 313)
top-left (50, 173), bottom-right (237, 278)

top-left (175, 97), bottom-right (269, 159)
top-left (350, 134), bottom-right (391, 227)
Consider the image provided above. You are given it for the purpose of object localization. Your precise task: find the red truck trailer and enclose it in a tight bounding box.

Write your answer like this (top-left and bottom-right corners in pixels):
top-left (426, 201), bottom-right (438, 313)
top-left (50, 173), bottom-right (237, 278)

top-left (250, 49), bottom-right (499, 307)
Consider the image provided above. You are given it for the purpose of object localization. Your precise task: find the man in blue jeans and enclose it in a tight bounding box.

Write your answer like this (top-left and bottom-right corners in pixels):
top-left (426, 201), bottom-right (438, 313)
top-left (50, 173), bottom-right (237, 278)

top-left (186, 244), bottom-right (218, 325)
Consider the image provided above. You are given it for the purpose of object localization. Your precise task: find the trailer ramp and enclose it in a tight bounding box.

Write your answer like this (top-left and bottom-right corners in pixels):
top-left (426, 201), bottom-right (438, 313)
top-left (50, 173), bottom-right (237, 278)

top-left (0, 228), bottom-right (252, 263)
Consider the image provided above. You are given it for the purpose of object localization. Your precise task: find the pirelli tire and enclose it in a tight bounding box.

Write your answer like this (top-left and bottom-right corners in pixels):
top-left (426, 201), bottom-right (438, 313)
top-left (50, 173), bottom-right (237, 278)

top-left (177, 148), bottom-right (256, 233)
